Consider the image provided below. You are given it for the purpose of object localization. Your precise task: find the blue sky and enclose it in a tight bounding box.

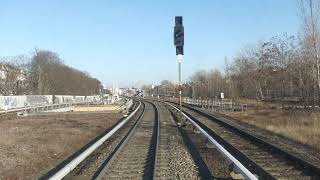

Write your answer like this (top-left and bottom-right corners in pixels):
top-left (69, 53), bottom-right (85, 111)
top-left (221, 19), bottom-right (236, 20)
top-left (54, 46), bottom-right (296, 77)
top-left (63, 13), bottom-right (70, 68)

top-left (0, 0), bottom-right (301, 87)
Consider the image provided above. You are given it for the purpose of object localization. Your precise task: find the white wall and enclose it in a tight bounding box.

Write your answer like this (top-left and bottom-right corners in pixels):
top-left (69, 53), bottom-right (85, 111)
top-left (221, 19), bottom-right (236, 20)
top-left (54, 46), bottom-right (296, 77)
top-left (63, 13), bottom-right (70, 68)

top-left (0, 95), bottom-right (100, 110)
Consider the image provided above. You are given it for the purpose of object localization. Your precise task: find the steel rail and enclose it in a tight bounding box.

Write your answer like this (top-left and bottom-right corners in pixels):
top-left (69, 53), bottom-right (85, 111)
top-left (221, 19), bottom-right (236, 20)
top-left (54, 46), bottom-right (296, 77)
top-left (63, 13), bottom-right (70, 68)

top-left (166, 102), bottom-right (258, 180)
top-left (94, 102), bottom-right (147, 180)
top-left (47, 101), bottom-right (141, 180)
top-left (152, 101), bottom-right (160, 180)
top-left (94, 101), bottom-right (160, 180)
top-left (179, 101), bottom-right (320, 178)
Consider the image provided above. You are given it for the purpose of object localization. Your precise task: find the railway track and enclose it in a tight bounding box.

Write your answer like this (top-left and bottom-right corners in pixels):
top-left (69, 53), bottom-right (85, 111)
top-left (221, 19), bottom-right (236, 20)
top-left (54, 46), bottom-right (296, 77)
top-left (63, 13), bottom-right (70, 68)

top-left (45, 100), bottom-right (203, 179)
top-left (94, 101), bottom-right (159, 179)
top-left (41, 100), bottom-right (142, 179)
top-left (42, 99), bottom-right (320, 180)
top-left (154, 102), bottom-right (201, 179)
top-left (168, 101), bottom-right (320, 180)
top-left (68, 101), bottom-right (145, 178)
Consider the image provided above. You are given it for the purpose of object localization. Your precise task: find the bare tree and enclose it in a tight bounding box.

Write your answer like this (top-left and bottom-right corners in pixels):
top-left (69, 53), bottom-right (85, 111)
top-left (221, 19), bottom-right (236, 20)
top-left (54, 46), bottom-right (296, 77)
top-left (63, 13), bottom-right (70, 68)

top-left (27, 49), bottom-right (101, 96)
top-left (0, 56), bottom-right (28, 95)
top-left (300, 0), bottom-right (320, 105)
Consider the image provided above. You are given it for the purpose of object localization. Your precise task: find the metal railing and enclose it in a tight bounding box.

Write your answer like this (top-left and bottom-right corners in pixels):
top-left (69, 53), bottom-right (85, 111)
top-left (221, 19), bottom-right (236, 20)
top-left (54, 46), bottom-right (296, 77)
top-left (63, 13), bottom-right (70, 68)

top-left (0, 103), bottom-right (73, 114)
top-left (0, 100), bottom-right (105, 115)
top-left (183, 97), bottom-right (247, 112)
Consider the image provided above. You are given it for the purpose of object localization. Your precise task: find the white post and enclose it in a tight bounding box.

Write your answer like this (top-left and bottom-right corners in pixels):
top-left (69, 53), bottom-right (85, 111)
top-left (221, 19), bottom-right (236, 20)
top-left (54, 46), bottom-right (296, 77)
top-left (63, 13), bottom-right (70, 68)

top-left (178, 54), bottom-right (183, 111)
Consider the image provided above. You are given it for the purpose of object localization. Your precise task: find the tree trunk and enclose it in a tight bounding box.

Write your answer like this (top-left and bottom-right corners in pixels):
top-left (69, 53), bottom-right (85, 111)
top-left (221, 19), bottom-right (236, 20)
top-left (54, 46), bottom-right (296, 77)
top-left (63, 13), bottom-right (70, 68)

top-left (314, 45), bottom-right (320, 107)
top-left (38, 64), bottom-right (42, 95)
top-left (257, 80), bottom-right (264, 100)
top-left (299, 69), bottom-right (306, 108)
top-left (282, 79), bottom-right (285, 109)
top-left (313, 64), bottom-right (316, 108)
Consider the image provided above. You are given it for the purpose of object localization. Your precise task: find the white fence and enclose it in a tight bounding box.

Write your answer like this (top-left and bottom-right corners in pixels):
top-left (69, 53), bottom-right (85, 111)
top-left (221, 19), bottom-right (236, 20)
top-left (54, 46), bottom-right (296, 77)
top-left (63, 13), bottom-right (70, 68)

top-left (183, 97), bottom-right (247, 112)
top-left (0, 95), bottom-right (100, 111)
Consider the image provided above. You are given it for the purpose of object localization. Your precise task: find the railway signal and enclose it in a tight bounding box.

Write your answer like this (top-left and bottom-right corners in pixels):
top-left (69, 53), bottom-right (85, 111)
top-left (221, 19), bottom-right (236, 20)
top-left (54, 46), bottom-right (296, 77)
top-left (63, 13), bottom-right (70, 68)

top-left (174, 16), bottom-right (184, 55)
top-left (174, 16), bottom-right (184, 112)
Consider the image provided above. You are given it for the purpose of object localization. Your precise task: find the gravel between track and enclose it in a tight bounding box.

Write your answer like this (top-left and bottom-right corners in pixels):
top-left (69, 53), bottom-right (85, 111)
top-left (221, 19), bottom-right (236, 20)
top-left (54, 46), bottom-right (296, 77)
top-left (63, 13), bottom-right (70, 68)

top-left (168, 105), bottom-right (232, 179)
top-left (156, 102), bottom-right (199, 179)
top-left (69, 104), bottom-right (145, 179)
top-left (100, 102), bottom-right (156, 179)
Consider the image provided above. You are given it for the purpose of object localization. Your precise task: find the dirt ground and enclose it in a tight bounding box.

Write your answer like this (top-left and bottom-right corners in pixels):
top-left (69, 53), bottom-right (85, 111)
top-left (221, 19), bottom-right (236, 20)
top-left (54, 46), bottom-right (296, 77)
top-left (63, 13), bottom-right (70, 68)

top-left (0, 111), bottom-right (124, 180)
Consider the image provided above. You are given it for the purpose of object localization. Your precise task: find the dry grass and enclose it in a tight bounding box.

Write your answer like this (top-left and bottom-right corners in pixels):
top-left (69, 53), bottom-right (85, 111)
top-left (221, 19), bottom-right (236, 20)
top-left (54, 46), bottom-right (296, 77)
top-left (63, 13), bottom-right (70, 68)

top-left (237, 98), bottom-right (279, 109)
top-left (0, 112), bottom-right (123, 179)
top-left (225, 108), bottom-right (320, 151)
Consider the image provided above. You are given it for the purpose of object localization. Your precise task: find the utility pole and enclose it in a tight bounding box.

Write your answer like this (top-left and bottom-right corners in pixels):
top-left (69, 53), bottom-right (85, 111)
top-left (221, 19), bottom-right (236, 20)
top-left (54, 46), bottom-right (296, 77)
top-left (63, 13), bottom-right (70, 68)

top-left (174, 16), bottom-right (184, 112)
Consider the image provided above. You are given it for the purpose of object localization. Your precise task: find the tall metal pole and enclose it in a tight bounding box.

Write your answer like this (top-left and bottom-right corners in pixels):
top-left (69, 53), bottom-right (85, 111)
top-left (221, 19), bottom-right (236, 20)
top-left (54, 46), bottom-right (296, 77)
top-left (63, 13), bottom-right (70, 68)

top-left (178, 54), bottom-right (183, 112)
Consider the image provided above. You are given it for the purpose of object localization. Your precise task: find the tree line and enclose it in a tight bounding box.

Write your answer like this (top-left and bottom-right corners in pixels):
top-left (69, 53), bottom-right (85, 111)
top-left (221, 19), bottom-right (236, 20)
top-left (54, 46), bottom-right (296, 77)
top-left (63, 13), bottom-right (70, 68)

top-left (187, 0), bottom-right (320, 107)
top-left (145, 0), bottom-right (320, 107)
top-left (142, 80), bottom-right (176, 97)
top-left (0, 49), bottom-right (101, 96)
